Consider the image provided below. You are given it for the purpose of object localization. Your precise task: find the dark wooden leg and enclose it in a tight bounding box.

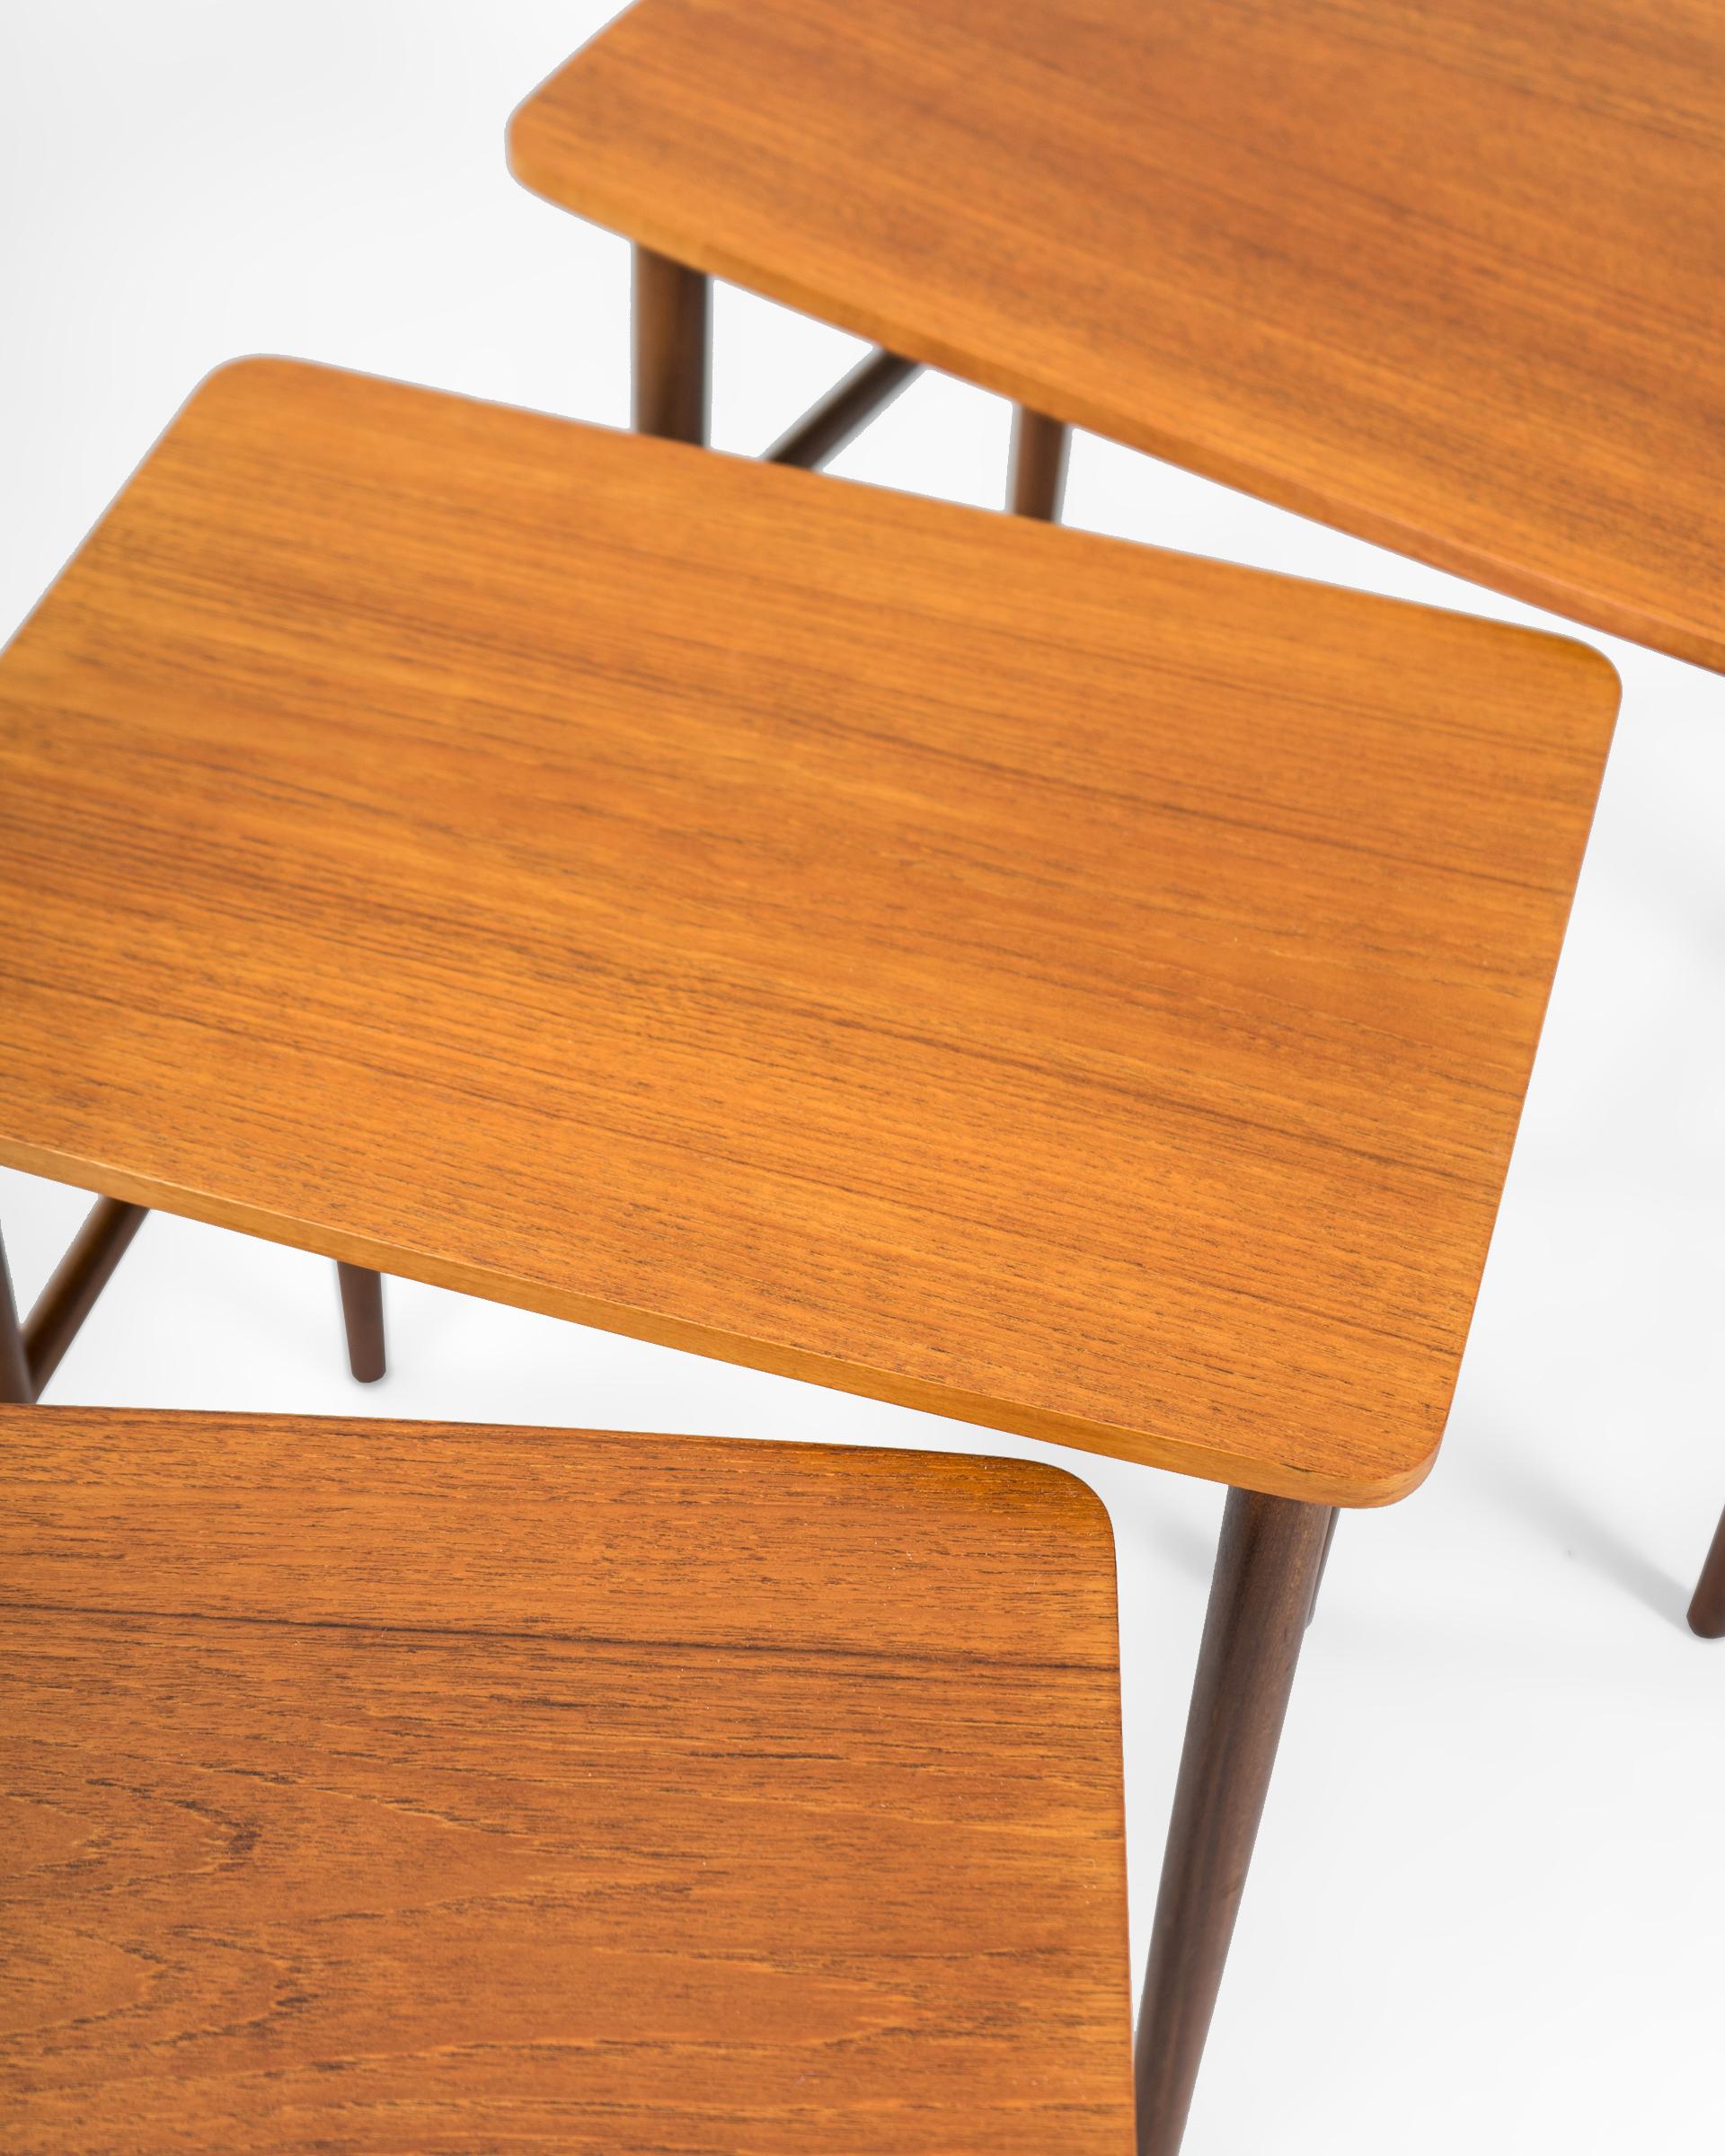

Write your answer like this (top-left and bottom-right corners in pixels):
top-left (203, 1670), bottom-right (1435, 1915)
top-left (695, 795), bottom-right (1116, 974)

top-left (1305, 1507), bottom-right (1340, 1628)
top-left (633, 244), bottom-right (710, 446)
top-left (336, 1262), bottom-right (385, 1384)
top-left (1135, 1488), bottom-right (1336, 2156)
top-left (1008, 405), bottom-right (1070, 521)
top-left (1688, 1504), bottom-right (1725, 1638)
top-left (0, 1220), bottom-right (31, 1403)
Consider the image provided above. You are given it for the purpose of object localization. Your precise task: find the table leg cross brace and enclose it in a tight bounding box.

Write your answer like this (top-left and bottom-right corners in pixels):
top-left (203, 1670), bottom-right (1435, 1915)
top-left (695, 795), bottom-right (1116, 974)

top-left (0, 1199), bottom-right (147, 1403)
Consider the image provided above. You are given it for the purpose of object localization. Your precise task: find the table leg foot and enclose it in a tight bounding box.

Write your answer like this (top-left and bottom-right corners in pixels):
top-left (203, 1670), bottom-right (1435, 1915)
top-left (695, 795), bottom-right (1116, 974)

top-left (1687, 1503), bottom-right (1725, 1638)
top-left (1134, 1487), bottom-right (1336, 2156)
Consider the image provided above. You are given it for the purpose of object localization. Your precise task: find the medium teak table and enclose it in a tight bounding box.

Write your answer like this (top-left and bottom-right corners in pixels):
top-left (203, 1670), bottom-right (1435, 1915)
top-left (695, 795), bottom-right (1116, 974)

top-left (0, 358), bottom-right (1618, 2148)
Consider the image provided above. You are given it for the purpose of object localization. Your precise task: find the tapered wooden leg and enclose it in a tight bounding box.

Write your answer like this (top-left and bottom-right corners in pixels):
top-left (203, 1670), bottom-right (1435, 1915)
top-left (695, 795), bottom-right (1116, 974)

top-left (1688, 1504), bottom-right (1725, 1638)
top-left (1008, 405), bottom-right (1070, 521)
top-left (1305, 1507), bottom-right (1340, 1628)
top-left (1135, 1488), bottom-right (1336, 2156)
top-left (633, 245), bottom-right (710, 446)
top-left (336, 1262), bottom-right (385, 1384)
top-left (0, 1221), bottom-right (31, 1404)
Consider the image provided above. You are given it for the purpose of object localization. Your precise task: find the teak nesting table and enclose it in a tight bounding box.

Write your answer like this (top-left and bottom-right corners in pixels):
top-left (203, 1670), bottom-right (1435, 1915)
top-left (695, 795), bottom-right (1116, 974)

top-left (510, 0), bottom-right (1725, 1632)
top-left (511, 0), bottom-right (1725, 665)
top-left (2, 1404), bottom-right (1133, 2151)
top-left (0, 358), bottom-right (1615, 2149)
top-left (0, 359), bottom-right (1620, 1507)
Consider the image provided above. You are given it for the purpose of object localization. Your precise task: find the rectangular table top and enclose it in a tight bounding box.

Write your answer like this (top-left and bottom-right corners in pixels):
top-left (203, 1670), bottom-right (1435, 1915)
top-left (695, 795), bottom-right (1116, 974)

top-left (0, 359), bottom-right (1616, 1502)
top-left (510, 0), bottom-right (1725, 672)
top-left (0, 1406), bottom-right (1130, 2151)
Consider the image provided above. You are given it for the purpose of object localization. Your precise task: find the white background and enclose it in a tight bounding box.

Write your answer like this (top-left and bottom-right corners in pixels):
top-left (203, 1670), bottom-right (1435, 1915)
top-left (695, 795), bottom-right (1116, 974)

top-left (3, 5), bottom-right (1722, 2149)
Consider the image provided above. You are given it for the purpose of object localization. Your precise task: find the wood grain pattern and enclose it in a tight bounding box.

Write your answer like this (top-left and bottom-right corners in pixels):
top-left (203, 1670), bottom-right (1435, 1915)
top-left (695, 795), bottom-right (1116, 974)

top-left (510, 0), bottom-right (1725, 671)
top-left (0, 1406), bottom-right (1130, 2152)
top-left (0, 360), bottom-right (1616, 1503)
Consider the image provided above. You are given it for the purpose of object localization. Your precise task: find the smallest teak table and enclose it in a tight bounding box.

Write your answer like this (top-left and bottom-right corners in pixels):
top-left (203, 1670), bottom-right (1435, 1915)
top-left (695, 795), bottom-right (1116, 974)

top-left (0, 1407), bottom-right (1134, 2153)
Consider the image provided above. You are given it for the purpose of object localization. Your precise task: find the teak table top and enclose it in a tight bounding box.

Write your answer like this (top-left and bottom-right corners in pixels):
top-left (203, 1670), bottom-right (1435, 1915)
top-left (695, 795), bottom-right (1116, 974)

top-left (510, 0), bottom-right (1725, 672)
top-left (0, 360), bottom-right (1616, 1504)
top-left (0, 1407), bottom-right (1131, 2151)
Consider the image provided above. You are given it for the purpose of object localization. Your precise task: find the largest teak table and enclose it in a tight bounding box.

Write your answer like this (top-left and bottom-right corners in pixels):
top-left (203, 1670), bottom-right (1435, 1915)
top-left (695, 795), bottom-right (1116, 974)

top-left (510, 0), bottom-right (1725, 1635)
top-left (0, 358), bottom-right (1618, 2151)
top-left (512, 0), bottom-right (1725, 664)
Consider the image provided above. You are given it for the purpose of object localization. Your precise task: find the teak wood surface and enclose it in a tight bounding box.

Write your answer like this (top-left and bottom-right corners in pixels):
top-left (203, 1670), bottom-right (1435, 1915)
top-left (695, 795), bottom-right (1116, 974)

top-left (0, 1406), bottom-right (1131, 2152)
top-left (510, 0), bottom-right (1725, 672)
top-left (0, 361), bottom-right (1617, 1504)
